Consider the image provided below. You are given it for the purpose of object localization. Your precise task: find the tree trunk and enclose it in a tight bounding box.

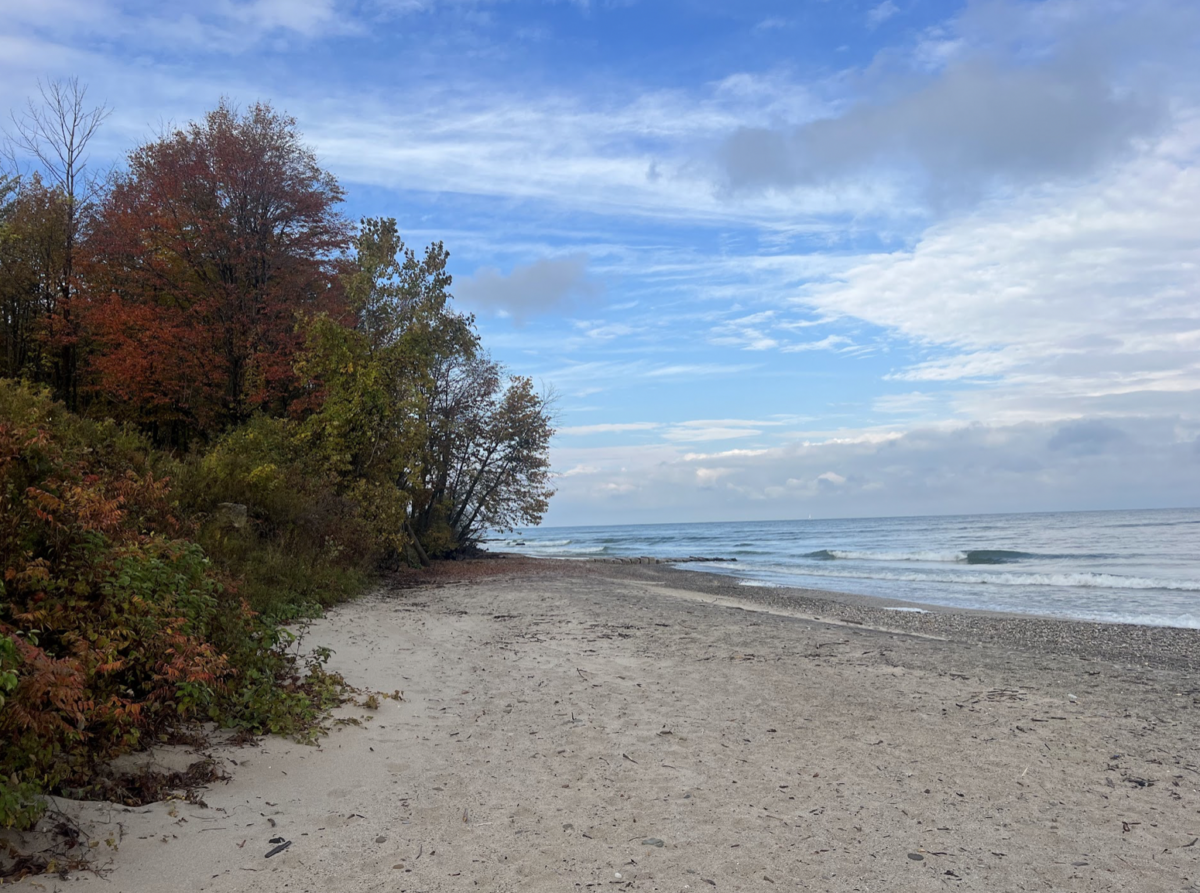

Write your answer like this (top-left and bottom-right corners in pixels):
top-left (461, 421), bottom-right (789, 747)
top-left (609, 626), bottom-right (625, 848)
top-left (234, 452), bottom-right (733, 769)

top-left (404, 517), bottom-right (431, 568)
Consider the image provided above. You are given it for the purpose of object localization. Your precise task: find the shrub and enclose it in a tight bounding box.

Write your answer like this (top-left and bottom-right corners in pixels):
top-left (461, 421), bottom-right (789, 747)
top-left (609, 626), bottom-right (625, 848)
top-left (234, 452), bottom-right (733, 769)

top-left (0, 382), bottom-right (348, 830)
top-left (172, 414), bottom-right (378, 618)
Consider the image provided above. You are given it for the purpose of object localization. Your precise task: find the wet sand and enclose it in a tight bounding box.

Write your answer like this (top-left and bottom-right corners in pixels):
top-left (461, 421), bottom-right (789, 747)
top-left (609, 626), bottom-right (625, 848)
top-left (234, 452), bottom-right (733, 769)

top-left (11, 557), bottom-right (1200, 892)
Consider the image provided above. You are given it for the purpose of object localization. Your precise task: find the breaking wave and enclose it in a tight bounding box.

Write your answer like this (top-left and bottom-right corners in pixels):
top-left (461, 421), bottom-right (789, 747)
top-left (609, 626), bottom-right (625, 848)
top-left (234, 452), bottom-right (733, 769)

top-left (791, 567), bottom-right (1200, 592)
top-left (805, 549), bottom-right (1049, 565)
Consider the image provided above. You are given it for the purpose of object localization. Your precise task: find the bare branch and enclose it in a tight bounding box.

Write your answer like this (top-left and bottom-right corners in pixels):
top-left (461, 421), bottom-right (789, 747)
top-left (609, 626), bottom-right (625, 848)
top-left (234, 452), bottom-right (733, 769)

top-left (7, 77), bottom-right (111, 204)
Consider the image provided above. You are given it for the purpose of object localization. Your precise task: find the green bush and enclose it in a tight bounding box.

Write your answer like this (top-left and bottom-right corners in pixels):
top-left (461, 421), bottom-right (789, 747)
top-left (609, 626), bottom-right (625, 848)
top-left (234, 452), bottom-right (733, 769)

top-left (172, 414), bottom-right (378, 618)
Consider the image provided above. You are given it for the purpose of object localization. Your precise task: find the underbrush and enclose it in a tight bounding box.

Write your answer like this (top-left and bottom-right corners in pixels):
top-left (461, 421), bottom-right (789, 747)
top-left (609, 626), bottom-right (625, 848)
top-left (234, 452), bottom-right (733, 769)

top-left (0, 382), bottom-right (365, 834)
top-left (172, 414), bottom-right (379, 618)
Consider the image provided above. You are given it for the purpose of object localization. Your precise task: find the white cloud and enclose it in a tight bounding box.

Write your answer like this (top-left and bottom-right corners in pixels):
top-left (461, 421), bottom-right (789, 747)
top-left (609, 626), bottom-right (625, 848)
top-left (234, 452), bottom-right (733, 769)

top-left (545, 416), bottom-right (1200, 525)
top-left (559, 464), bottom-right (601, 477)
top-left (799, 114), bottom-right (1200, 419)
top-left (752, 17), bottom-right (789, 34)
top-left (718, 0), bottom-right (1196, 201)
top-left (223, 0), bottom-right (345, 37)
top-left (781, 334), bottom-right (853, 353)
top-left (1, 0), bottom-right (360, 56)
top-left (873, 392), bottom-right (936, 415)
top-left (642, 363), bottom-right (760, 379)
top-left (455, 253), bottom-right (601, 322)
top-left (557, 422), bottom-right (660, 436)
top-left (866, 1), bottom-right (900, 29)
top-left (662, 426), bottom-right (762, 443)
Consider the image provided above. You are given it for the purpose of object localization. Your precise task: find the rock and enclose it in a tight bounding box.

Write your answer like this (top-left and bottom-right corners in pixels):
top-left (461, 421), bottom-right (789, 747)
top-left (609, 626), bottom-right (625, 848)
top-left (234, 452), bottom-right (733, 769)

top-left (214, 502), bottom-right (248, 530)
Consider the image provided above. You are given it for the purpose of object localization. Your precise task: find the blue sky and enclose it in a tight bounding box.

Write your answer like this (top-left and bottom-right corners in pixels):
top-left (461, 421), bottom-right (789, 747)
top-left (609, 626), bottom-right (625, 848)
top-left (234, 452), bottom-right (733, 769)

top-left (4, 0), bottom-right (1200, 525)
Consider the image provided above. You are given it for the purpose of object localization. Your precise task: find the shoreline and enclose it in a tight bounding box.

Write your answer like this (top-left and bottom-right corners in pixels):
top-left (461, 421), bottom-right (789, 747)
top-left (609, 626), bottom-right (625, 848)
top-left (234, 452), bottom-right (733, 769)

top-left (9, 556), bottom-right (1200, 891)
top-left (493, 555), bottom-right (1200, 673)
top-left (589, 559), bottom-right (1200, 673)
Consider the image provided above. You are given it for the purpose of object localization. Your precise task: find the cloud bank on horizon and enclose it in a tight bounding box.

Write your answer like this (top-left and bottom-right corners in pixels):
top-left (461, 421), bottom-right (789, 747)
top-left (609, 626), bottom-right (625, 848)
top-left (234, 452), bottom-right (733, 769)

top-left (4, 0), bottom-right (1198, 525)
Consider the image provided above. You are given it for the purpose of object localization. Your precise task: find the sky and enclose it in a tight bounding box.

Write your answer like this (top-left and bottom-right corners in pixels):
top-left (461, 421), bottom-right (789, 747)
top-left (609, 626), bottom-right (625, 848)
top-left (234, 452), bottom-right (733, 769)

top-left (3, 0), bottom-right (1199, 526)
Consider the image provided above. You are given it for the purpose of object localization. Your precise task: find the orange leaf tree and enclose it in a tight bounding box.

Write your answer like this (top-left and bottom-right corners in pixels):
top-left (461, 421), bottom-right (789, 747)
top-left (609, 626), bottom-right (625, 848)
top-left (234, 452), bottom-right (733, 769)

top-left (83, 101), bottom-right (352, 444)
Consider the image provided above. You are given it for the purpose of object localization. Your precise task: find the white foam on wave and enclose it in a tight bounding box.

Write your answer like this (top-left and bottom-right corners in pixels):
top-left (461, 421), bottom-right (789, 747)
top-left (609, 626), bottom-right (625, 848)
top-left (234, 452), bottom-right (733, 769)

top-left (1068, 611), bottom-right (1200, 630)
top-left (738, 579), bottom-right (779, 588)
top-left (791, 567), bottom-right (1200, 591)
top-left (826, 549), bottom-right (968, 563)
top-left (882, 606), bottom-right (930, 613)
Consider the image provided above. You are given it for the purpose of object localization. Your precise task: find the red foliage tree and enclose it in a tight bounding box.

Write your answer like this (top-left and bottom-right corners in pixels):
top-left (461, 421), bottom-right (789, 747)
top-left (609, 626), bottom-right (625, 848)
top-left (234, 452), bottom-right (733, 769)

top-left (83, 101), bottom-right (351, 442)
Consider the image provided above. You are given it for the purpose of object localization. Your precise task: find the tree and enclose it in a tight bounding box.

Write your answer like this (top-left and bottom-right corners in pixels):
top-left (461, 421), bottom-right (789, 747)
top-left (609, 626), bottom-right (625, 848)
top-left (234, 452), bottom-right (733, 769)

top-left (299, 218), bottom-right (554, 561)
top-left (84, 101), bottom-right (351, 443)
top-left (0, 176), bottom-right (70, 382)
top-left (4, 79), bottom-right (110, 407)
top-left (411, 359), bottom-right (555, 554)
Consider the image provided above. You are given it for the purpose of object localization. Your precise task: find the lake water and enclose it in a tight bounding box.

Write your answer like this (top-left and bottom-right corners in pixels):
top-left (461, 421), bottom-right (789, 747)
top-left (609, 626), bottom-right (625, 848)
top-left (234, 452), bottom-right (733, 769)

top-left (488, 508), bottom-right (1200, 629)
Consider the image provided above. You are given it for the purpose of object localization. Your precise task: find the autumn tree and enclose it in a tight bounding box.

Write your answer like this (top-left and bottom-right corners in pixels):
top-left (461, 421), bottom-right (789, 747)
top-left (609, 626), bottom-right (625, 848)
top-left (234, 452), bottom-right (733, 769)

top-left (0, 176), bottom-right (70, 382)
top-left (85, 101), bottom-right (351, 443)
top-left (3, 78), bottom-right (110, 407)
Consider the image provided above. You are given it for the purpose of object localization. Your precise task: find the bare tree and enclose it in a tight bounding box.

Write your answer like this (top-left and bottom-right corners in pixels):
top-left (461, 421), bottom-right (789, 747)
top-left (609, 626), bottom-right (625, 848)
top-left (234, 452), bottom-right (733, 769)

top-left (5, 78), bottom-right (110, 406)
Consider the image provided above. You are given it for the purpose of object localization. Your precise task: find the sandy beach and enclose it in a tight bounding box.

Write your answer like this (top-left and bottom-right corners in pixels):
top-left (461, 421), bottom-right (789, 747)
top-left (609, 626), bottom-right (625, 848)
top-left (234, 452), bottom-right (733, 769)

top-left (10, 557), bottom-right (1200, 892)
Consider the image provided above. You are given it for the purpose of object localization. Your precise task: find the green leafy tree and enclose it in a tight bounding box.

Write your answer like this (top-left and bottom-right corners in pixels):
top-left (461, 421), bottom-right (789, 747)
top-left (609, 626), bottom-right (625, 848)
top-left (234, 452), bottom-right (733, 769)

top-left (299, 218), bottom-right (554, 561)
top-left (410, 358), bottom-right (555, 554)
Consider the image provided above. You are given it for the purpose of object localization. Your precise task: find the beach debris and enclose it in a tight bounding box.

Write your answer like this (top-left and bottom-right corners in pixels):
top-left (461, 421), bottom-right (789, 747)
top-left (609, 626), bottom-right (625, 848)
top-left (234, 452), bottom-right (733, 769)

top-left (622, 753), bottom-right (639, 764)
top-left (980, 688), bottom-right (1027, 702)
top-left (264, 840), bottom-right (291, 858)
top-left (907, 853), bottom-right (925, 861)
top-left (375, 835), bottom-right (387, 843)
top-left (642, 838), bottom-right (665, 847)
